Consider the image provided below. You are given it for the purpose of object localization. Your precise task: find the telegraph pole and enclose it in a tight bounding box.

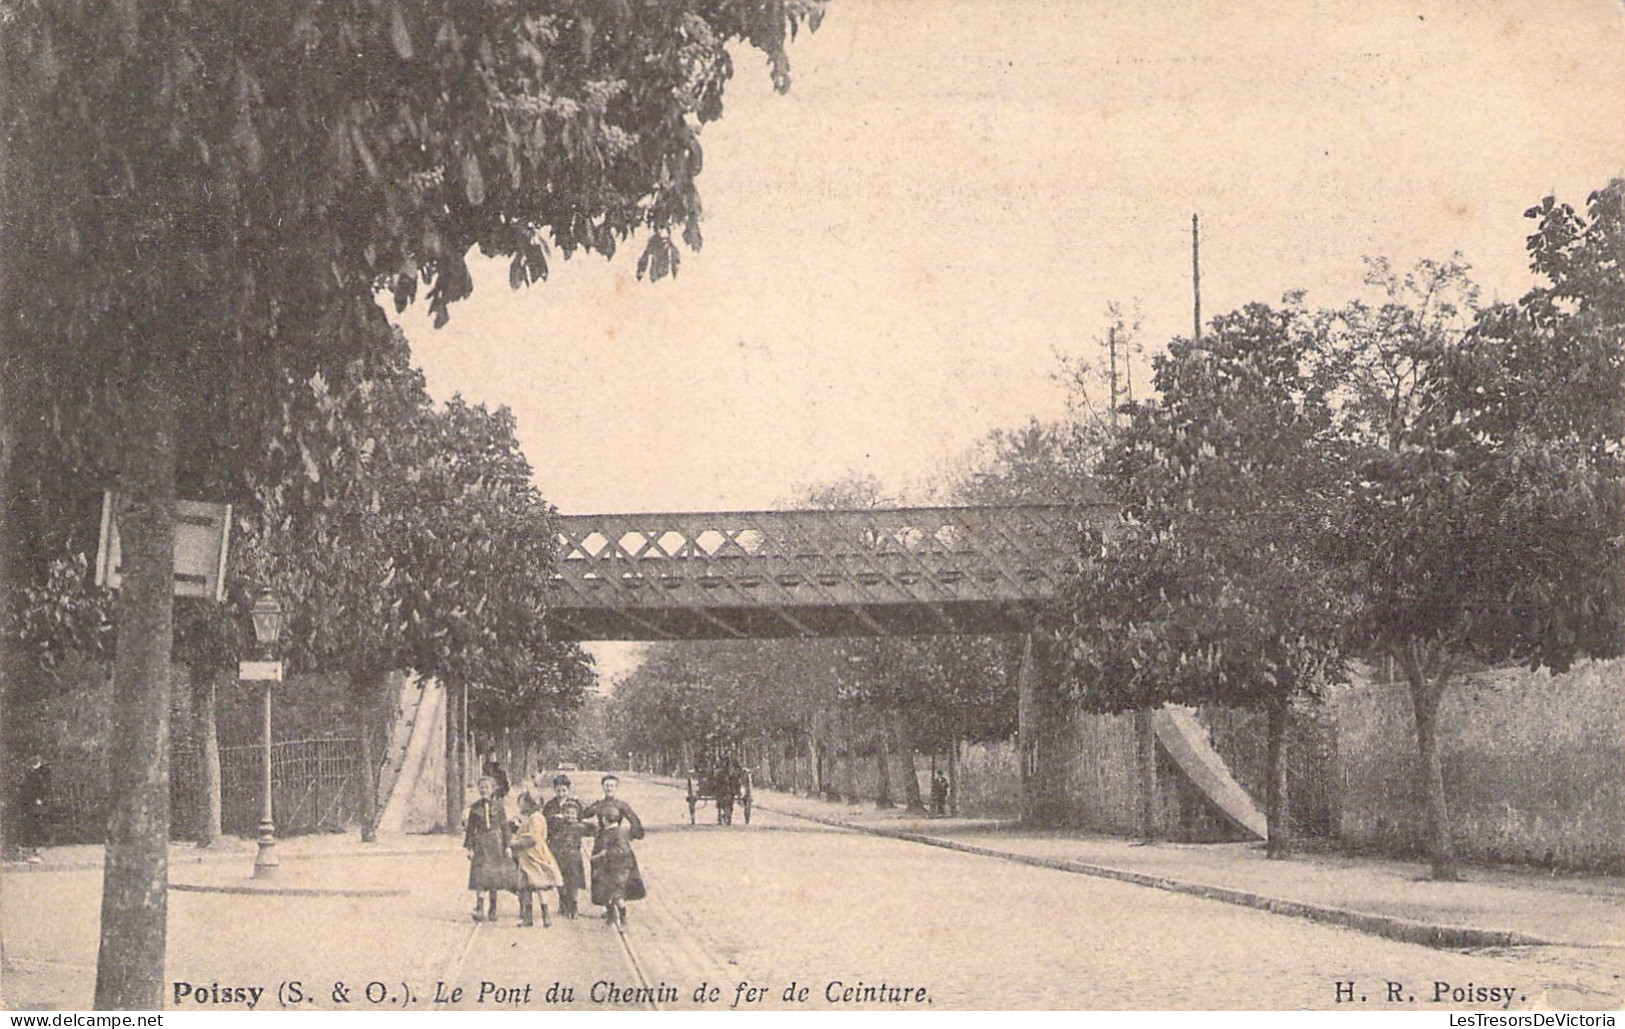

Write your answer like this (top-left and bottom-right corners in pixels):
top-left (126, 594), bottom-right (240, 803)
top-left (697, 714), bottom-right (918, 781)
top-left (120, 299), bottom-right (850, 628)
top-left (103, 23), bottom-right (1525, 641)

top-left (1107, 324), bottom-right (1120, 426)
top-left (1192, 213), bottom-right (1203, 342)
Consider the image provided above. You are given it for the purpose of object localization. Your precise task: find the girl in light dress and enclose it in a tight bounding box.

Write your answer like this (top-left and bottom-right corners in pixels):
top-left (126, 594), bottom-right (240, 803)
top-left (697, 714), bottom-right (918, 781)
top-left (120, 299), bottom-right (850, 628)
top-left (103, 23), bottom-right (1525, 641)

top-left (510, 789), bottom-right (564, 927)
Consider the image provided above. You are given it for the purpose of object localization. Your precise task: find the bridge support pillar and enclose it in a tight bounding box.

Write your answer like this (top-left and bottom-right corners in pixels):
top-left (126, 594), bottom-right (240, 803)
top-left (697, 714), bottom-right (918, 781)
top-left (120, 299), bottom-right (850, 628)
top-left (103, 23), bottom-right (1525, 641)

top-left (1018, 632), bottom-right (1073, 827)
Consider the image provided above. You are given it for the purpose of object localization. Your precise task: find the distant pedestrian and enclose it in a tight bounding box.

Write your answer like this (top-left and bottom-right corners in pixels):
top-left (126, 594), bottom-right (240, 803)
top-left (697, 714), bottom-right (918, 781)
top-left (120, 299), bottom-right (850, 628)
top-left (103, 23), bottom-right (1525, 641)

top-left (930, 770), bottom-right (950, 816)
top-left (542, 776), bottom-right (589, 919)
top-left (17, 754), bottom-right (49, 862)
top-left (589, 805), bottom-right (644, 929)
top-left (482, 760), bottom-right (510, 802)
top-left (713, 757), bottom-right (741, 826)
top-left (509, 791), bottom-right (562, 927)
top-left (463, 776), bottom-right (518, 922)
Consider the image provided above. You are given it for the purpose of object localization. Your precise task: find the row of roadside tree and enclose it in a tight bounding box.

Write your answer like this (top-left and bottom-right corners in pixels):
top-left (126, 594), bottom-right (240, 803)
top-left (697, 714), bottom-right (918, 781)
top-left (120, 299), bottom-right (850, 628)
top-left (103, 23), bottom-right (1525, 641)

top-left (605, 180), bottom-right (1624, 883)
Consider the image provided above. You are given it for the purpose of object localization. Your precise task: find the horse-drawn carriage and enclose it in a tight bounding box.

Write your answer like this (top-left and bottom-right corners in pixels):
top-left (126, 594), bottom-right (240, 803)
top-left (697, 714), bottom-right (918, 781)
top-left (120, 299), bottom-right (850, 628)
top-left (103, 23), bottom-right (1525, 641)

top-left (685, 758), bottom-right (752, 825)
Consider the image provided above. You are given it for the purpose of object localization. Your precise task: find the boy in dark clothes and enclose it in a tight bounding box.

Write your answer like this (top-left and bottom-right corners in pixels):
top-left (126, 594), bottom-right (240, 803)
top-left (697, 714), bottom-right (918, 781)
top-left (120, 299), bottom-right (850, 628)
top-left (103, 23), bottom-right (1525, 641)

top-left (541, 776), bottom-right (589, 919)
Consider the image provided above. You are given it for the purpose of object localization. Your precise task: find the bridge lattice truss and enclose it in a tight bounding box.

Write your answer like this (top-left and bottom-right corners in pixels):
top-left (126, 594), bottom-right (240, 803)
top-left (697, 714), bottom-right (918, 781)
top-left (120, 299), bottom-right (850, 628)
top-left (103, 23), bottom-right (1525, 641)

top-left (547, 505), bottom-right (1094, 641)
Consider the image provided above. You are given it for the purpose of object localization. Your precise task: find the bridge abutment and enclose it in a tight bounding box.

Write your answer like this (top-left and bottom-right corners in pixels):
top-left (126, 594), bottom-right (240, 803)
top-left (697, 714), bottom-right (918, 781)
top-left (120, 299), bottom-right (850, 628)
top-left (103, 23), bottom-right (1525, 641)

top-left (1017, 632), bottom-right (1076, 827)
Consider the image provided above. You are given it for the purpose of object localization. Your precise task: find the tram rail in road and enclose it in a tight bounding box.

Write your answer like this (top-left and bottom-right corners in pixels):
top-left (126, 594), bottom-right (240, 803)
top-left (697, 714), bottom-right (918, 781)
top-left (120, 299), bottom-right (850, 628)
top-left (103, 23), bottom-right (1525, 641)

top-left (437, 907), bottom-right (662, 1011)
top-left (613, 917), bottom-right (664, 1011)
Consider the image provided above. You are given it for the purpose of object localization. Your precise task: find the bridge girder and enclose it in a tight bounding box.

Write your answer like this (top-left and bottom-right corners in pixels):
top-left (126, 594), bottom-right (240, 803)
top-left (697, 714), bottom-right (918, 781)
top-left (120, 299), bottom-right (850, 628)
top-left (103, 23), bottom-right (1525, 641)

top-left (546, 504), bottom-right (1109, 641)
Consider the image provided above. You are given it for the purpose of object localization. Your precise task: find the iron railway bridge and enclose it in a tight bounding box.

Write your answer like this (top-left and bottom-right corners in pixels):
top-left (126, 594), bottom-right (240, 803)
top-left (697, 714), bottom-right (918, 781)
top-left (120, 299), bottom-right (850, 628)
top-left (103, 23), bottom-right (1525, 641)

top-left (544, 502), bottom-right (1268, 838)
top-left (546, 504), bottom-right (1107, 641)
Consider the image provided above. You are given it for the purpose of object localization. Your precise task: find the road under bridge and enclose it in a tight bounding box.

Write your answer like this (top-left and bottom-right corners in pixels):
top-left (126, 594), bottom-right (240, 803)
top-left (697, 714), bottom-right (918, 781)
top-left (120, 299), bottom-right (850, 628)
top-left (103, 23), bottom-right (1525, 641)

top-left (541, 503), bottom-right (1266, 840)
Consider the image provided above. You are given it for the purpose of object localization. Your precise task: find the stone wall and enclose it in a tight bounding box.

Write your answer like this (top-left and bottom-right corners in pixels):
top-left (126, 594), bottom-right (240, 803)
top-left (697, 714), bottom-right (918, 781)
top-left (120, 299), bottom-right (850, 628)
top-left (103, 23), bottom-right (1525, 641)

top-left (1331, 659), bottom-right (1624, 872)
top-left (958, 707), bottom-right (1250, 839)
top-left (985, 657), bottom-right (1622, 871)
top-left (951, 739), bottom-right (1022, 816)
top-left (1046, 705), bottom-right (1140, 833)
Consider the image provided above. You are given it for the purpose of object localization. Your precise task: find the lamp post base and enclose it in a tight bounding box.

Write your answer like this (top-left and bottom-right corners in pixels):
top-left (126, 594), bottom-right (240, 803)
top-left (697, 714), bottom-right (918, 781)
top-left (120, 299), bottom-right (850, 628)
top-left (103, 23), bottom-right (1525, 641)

top-left (253, 820), bottom-right (278, 878)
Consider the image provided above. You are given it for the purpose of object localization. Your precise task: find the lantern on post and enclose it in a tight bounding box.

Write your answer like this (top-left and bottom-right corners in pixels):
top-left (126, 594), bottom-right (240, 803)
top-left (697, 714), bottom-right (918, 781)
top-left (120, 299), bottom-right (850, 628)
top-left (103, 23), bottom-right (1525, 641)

top-left (250, 588), bottom-right (284, 655)
top-left (244, 588), bottom-right (284, 878)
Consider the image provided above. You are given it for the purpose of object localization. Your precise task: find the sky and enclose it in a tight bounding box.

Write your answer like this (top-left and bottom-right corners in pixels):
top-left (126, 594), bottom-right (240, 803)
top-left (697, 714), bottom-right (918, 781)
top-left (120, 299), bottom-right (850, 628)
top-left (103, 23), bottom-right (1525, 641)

top-left (395, 0), bottom-right (1623, 518)
top-left (389, 0), bottom-right (1625, 680)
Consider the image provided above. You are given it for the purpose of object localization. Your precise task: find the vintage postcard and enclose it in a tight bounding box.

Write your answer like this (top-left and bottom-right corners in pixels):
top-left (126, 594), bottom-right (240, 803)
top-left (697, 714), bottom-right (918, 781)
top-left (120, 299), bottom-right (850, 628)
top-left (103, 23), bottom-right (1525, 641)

top-left (1, 0), bottom-right (1621, 1015)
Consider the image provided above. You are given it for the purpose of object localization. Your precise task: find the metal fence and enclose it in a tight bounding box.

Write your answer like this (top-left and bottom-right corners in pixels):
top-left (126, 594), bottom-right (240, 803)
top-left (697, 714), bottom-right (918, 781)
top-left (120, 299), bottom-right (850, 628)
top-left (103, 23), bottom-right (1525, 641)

top-left (220, 737), bottom-right (360, 837)
top-left (33, 736), bottom-right (361, 844)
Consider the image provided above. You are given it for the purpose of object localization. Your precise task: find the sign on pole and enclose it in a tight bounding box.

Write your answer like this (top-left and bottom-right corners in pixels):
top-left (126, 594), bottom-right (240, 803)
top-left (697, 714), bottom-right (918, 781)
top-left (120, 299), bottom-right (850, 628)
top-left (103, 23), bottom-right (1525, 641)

top-left (238, 660), bottom-right (284, 682)
top-left (95, 492), bottom-right (232, 602)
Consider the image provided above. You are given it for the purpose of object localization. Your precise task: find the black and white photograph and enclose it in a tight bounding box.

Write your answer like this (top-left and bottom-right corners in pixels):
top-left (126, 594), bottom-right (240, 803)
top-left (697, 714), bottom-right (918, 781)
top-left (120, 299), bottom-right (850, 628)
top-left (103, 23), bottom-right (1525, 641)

top-left (1, 0), bottom-right (1622, 1014)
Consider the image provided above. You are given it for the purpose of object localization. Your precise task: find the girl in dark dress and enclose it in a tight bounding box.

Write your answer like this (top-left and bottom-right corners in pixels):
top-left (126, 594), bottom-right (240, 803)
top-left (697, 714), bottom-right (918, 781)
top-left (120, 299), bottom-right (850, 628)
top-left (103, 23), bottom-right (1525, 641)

top-left (589, 806), bottom-right (644, 929)
top-left (463, 776), bottom-right (516, 922)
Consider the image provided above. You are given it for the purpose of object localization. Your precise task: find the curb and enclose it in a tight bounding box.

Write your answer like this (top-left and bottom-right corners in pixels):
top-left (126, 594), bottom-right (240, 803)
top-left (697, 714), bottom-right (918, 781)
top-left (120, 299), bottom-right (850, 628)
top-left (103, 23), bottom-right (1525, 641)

top-left (650, 778), bottom-right (1575, 953)
top-left (4, 842), bottom-right (458, 875)
top-left (777, 811), bottom-right (1563, 951)
top-left (169, 882), bottom-right (408, 898)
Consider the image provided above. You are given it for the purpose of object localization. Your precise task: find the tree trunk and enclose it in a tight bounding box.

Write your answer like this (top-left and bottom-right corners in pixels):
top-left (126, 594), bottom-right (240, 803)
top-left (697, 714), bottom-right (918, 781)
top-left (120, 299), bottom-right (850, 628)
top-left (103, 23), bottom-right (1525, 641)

top-left (459, 681), bottom-right (471, 801)
top-left (356, 711), bottom-right (377, 843)
top-left (874, 723), bottom-right (894, 808)
top-left (839, 712), bottom-right (861, 803)
top-left (353, 668), bottom-right (389, 843)
top-left (194, 670), bottom-right (224, 848)
top-left (898, 716), bottom-right (925, 812)
top-left (803, 731), bottom-right (819, 795)
top-left (946, 737), bottom-right (960, 816)
top-left (1264, 700), bottom-right (1292, 860)
top-left (94, 361), bottom-right (179, 1011)
top-left (1135, 708), bottom-right (1159, 842)
top-left (1405, 659), bottom-right (1459, 881)
top-left (444, 679), bottom-right (463, 834)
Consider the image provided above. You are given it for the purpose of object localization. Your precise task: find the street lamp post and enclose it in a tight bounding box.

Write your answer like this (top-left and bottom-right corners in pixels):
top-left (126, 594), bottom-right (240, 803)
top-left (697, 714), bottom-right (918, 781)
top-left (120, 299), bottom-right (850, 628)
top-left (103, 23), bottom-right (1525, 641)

top-left (249, 589), bottom-right (284, 879)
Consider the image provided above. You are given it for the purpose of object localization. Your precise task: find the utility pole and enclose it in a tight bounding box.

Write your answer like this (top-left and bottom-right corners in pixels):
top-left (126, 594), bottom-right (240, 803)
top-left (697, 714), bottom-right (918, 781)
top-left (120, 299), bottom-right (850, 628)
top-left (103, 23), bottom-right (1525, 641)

top-left (1107, 324), bottom-right (1120, 427)
top-left (1125, 339), bottom-right (1134, 405)
top-left (1192, 212), bottom-right (1203, 343)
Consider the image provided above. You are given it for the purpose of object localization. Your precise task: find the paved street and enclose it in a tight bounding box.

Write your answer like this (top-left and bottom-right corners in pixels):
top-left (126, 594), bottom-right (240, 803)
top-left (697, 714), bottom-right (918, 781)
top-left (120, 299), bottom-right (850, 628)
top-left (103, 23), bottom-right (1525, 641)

top-left (3, 774), bottom-right (1621, 1010)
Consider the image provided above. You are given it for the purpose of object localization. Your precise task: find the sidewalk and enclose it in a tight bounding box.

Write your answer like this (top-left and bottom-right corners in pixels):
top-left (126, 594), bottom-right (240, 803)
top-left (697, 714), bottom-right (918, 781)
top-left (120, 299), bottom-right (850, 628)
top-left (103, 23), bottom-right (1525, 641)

top-left (2, 832), bottom-right (495, 1011)
top-left (685, 779), bottom-right (1625, 951)
top-left (4, 831), bottom-right (458, 895)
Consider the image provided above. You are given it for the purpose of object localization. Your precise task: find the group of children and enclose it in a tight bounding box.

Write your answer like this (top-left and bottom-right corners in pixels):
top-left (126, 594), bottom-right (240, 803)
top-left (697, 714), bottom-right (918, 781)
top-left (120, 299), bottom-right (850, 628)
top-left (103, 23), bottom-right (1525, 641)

top-left (463, 771), bottom-right (644, 929)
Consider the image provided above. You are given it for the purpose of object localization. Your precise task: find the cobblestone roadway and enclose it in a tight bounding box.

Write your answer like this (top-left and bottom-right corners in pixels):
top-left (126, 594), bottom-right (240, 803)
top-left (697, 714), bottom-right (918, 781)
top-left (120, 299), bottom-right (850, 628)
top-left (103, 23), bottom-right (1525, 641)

top-left (619, 778), bottom-right (1623, 1011)
top-left (4, 776), bottom-right (1619, 1010)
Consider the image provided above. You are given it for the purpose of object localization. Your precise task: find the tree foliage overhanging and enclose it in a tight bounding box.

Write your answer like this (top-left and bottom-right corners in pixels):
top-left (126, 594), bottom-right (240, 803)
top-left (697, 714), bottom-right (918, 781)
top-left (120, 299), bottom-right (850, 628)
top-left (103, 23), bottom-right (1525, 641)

top-left (2, 0), bottom-right (823, 1009)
